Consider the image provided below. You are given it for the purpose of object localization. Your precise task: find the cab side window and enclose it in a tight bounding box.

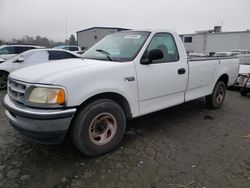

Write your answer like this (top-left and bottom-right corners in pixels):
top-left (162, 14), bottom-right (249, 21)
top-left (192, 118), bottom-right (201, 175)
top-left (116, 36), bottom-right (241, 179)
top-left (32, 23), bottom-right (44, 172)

top-left (48, 51), bottom-right (77, 60)
top-left (145, 33), bottom-right (179, 63)
top-left (15, 47), bottom-right (35, 54)
top-left (0, 47), bottom-right (15, 54)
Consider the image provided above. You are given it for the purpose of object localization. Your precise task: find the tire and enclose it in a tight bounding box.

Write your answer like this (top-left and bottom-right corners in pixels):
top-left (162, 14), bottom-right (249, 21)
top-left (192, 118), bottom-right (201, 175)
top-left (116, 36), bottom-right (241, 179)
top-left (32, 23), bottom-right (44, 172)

top-left (206, 81), bottom-right (226, 109)
top-left (0, 71), bottom-right (8, 90)
top-left (240, 88), bottom-right (248, 96)
top-left (71, 99), bottom-right (126, 156)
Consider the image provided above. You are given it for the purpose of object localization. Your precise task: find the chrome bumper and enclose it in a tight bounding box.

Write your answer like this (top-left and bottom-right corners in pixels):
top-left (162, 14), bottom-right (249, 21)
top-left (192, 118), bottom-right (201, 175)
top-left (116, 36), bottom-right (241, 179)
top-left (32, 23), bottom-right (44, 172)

top-left (3, 95), bottom-right (76, 144)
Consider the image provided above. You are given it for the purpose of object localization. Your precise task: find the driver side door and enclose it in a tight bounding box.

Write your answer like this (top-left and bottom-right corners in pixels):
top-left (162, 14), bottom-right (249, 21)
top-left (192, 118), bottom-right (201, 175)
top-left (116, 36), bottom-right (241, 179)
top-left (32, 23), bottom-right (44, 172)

top-left (135, 33), bottom-right (188, 115)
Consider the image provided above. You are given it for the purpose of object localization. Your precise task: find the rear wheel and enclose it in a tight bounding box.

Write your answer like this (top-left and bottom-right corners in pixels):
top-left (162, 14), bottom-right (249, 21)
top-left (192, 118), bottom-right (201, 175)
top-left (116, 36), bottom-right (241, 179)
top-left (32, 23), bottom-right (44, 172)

top-left (0, 71), bottom-right (8, 90)
top-left (206, 81), bottom-right (226, 109)
top-left (71, 99), bottom-right (126, 156)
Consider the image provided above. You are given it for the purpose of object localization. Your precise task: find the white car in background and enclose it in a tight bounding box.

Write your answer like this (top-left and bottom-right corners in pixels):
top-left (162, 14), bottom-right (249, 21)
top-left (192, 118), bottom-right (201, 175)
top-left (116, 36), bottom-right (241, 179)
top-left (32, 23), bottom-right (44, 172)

top-left (230, 49), bottom-right (250, 54)
top-left (0, 44), bottom-right (44, 62)
top-left (53, 45), bottom-right (85, 55)
top-left (214, 51), bottom-right (240, 57)
top-left (237, 54), bottom-right (250, 65)
top-left (0, 49), bottom-right (81, 90)
top-left (188, 52), bottom-right (206, 58)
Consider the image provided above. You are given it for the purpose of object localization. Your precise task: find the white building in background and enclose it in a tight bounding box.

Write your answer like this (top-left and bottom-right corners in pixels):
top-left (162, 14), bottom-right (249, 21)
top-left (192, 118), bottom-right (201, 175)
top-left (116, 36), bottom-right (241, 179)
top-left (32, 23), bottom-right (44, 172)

top-left (181, 26), bottom-right (250, 56)
top-left (77, 27), bottom-right (129, 50)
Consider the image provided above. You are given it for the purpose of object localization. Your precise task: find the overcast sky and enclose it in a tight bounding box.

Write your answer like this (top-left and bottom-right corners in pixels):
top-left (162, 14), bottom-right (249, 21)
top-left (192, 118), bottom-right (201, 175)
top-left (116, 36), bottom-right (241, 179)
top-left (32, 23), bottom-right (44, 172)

top-left (1, 0), bottom-right (250, 41)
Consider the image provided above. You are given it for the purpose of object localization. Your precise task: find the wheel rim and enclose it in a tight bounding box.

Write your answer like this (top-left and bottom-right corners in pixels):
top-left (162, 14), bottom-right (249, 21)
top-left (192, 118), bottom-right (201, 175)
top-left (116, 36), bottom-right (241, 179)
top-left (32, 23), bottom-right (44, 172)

top-left (0, 73), bottom-right (8, 89)
top-left (89, 112), bottom-right (117, 145)
top-left (216, 86), bottom-right (225, 104)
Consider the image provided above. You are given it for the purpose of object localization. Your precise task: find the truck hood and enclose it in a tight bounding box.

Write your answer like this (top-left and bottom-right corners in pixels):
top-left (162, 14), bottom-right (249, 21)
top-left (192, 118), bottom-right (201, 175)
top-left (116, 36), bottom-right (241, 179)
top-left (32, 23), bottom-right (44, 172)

top-left (239, 64), bottom-right (250, 74)
top-left (9, 58), bottom-right (115, 84)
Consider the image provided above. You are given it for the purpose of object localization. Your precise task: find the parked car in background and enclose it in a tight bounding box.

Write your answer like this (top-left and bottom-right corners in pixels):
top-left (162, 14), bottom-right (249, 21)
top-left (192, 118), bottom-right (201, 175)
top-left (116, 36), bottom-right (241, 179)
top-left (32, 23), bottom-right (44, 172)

top-left (188, 52), bottom-right (206, 57)
top-left (230, 49), bottom-right (250, 54)
top-left (237, 54), bottom-right (250, 65)
top-left (0, 44), bottom-right (44, 62)
top-left (214, 51), bottom-right (240, 57)
top-left (3, 29), bottom-right (239, 156)
top-left (53, 45), bottom-right (84, 55)
top-left (0, 49), bottom-right (81, 90)
top-left (214, 51), bottom-right (250, 65)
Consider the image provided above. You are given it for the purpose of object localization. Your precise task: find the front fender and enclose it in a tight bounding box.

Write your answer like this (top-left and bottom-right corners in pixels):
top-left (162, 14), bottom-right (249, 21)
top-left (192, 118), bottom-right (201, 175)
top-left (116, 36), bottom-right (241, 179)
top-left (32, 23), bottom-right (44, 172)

top-left (54, 62), bottom-right (140, 117)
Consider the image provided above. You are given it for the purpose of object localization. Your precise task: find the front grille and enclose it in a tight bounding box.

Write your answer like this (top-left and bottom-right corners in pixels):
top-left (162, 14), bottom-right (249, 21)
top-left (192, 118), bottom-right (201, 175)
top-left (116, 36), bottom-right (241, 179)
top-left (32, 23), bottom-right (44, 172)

top-left (8, 78), bottom-right (27, 104)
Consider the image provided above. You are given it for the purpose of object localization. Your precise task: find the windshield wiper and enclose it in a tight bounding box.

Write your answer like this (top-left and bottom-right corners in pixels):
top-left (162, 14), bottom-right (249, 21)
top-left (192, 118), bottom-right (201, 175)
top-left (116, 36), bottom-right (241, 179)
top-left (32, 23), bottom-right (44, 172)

top-left (96, 49), bottom-right (113, 61)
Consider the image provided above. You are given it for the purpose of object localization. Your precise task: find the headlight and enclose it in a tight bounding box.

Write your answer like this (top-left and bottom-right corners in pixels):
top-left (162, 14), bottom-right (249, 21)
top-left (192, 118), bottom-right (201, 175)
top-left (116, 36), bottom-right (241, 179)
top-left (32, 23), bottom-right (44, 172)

top-left (28, 87), bottom-right (66, 105)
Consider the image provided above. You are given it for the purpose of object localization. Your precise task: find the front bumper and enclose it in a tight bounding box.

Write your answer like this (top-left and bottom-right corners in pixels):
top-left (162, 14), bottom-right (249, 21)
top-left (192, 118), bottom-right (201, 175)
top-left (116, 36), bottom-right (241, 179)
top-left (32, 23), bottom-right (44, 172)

top-left (3, 95), bottom-right (76, 144)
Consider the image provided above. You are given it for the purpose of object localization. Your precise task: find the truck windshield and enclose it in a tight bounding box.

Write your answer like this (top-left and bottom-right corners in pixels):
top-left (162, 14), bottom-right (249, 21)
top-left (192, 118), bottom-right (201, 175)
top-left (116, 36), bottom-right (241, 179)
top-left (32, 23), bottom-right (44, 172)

top-left (82, 31), bottom-right (150, 62)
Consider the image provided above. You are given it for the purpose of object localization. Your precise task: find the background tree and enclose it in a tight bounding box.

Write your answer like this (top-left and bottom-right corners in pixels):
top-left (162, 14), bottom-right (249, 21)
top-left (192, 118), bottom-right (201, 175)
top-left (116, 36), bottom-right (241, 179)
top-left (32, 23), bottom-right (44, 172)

top-left (69, 34), bottom-right (77, 45)
top-left (0, 36), bottom-right (65, 48)
top-left (35, 36), bottom-right (43, 46)
top-left (41, 37), bottom-right (51, 47)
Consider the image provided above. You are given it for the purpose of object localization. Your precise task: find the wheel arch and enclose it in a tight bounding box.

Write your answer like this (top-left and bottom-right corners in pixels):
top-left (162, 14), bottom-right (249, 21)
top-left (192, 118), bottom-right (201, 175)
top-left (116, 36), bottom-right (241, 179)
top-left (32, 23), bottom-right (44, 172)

top-left (0, 70), bottom-right (9, 75)
top-left (75, 92), bottom-right (132, 120)
top-left (217, 74), bottom-right (229, 87)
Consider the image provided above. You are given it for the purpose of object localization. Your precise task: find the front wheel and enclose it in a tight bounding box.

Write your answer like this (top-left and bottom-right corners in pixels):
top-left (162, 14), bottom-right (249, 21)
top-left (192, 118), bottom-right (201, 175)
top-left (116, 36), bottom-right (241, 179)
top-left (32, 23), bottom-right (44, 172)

top-left (71, 99), bottom-right (126, 156)
top-left (0, 71), bottom-right (8, 90)
top-left (206, 81), bottom-right (226, 109)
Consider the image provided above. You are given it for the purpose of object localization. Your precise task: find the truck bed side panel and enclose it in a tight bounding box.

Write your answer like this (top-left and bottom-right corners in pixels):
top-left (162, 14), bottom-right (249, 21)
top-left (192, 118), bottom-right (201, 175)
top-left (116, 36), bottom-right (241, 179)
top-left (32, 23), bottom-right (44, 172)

top-left (219, 58), bottom-right (239, 86)
top-left (185, 57), bottom-right (239, 102)
top-left (185, 59), bottom-right (219, 101)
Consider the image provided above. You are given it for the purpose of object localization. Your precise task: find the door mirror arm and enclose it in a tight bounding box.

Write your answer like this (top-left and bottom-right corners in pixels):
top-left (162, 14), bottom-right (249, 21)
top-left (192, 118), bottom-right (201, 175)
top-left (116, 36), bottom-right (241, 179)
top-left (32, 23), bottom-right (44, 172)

top-left (14, 57), bottom-right (24, 63)
top-left (140, 58), bottom-right (151, 65)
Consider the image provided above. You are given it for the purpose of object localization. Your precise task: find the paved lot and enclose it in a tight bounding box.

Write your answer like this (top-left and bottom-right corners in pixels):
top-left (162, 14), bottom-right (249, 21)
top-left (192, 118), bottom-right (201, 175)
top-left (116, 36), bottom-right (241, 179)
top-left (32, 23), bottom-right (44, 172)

top-left (0, 90), bottom-right (249, 188)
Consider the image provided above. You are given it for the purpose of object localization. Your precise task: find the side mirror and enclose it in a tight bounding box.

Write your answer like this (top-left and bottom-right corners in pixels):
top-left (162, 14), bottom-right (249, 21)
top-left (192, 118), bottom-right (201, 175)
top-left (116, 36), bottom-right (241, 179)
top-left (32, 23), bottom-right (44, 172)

top-left (14, 57), bottom-right (24, 63)
top-left (0, 58), bottom-right (5, 63)
top-left (140, 49), bottom-right (163, 65)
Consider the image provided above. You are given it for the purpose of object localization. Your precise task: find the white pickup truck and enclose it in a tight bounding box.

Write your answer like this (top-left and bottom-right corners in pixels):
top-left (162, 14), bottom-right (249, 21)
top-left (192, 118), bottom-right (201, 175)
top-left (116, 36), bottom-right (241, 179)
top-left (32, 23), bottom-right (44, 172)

top-left (3, 30), bottom-right (239, 156)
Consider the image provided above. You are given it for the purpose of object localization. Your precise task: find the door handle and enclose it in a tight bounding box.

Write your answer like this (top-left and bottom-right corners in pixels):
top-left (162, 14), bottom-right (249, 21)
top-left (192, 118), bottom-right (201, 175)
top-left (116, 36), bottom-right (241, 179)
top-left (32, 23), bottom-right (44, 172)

top-left (178, 68), bottom-right (186, 75)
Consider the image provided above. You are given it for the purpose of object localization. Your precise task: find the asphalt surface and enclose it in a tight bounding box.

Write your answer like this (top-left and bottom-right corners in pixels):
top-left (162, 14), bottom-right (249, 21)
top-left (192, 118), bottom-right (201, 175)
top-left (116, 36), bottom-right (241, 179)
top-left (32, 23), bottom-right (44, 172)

top-left (0, 90), bottom-right (249, 188)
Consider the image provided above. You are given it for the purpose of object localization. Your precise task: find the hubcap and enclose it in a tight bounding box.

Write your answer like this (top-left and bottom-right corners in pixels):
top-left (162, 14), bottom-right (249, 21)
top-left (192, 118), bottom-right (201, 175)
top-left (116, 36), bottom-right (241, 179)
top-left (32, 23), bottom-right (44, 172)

top-left (216, 86), bottom-right (225, 104)
top-left (89, 113), bottom-right (117, 145)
